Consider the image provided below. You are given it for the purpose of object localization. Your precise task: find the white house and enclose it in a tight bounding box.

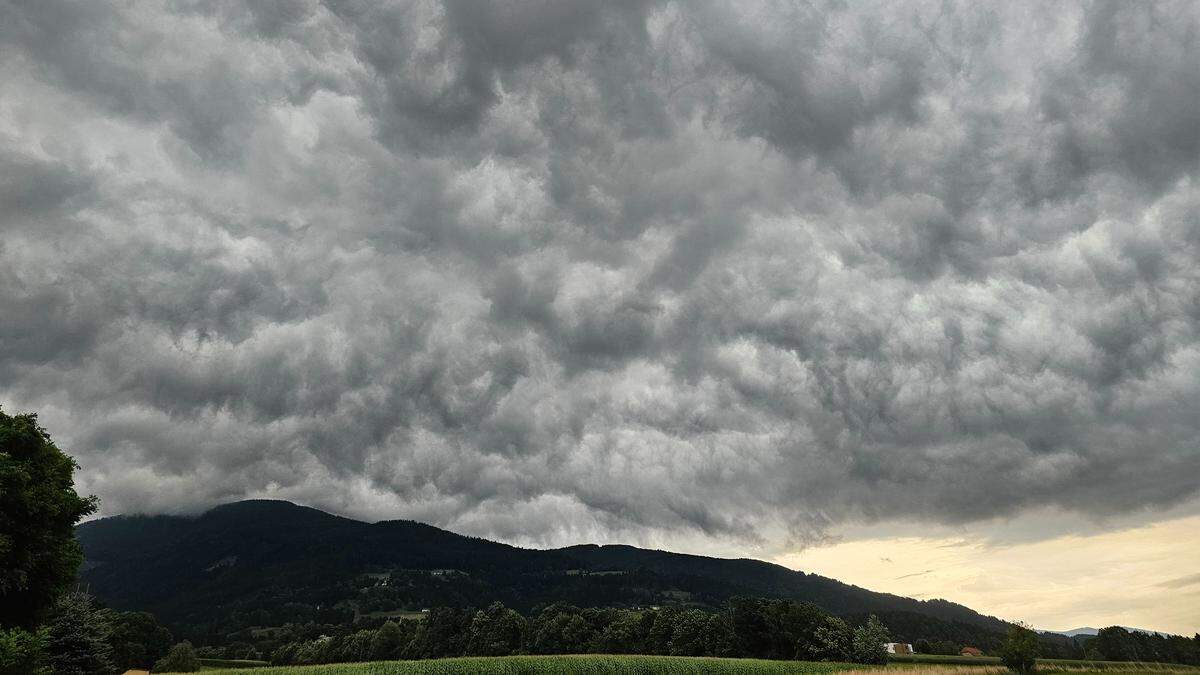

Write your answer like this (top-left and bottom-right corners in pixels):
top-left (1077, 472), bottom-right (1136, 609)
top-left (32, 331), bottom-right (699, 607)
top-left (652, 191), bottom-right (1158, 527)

top-left (885, 642), bottom-right (914, 655)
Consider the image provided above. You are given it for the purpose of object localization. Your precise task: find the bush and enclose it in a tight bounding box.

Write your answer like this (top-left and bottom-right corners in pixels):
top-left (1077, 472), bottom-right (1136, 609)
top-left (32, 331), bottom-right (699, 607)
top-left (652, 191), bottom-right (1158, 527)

top-left (155, 641), bottom-right (201, 672)
top-left (850, 615), bottom-right (890, 665)
top-left (1001, 624), bottom-right (1040, 674)
top-left (0, 627), bottom-right (47, 675)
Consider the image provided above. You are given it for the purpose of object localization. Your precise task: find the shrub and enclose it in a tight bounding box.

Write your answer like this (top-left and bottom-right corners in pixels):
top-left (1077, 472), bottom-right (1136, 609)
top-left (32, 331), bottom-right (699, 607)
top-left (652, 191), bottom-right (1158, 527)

top-left (0, 626), bottom-right (47, 675)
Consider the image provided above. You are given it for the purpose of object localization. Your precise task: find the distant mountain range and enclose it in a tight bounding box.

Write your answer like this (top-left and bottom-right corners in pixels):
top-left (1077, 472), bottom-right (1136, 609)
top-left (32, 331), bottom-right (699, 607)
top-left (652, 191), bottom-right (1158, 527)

top-left (1046, 627), bottom-right (1172, 638)
top-left (77, 500), bottom-right (1017, 640)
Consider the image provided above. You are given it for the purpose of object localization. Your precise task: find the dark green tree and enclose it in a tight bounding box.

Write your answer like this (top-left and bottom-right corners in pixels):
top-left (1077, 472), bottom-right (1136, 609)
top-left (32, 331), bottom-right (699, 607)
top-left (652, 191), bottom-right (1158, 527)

top-left (850, 614), bottom-right (890, 665)
top-left (592, 610), bottom-right (646, 654)
top-left (645, 608), bottom-right (680, 655)
top-left (406, 607), bottom-right (471, 659)
top-left (0, 409), bottom-right (98, 629)
top-left (703, 613), bottom-right (735, 657)
top-left (466, 602), bottom-right (527, 656)
top-left (1001, 624), bottom-right (1040, 674)
top-left (45, 592), bottom-right (114, 675)
top-left (370, 620), bottom-right (408, 661)
top-left (529, 605), bottom-right (593, 654)
top-left (341, 629), bottom-right (376, 662)
top-left (668, 610), bottom-right (711, 656)
top-left (102, 609), bottom-right (173, 670)
top-left (154, 641), bottom-right (200, 673)
top-left (1093, 626), bottom-right (1137, 662)
top-left (808, 615), bottom-right (852, 661)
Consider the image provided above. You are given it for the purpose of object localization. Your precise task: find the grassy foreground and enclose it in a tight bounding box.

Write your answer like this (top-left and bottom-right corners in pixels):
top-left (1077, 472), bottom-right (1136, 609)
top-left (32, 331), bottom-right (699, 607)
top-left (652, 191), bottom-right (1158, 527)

top-left (186, 654), bottom-right (862, 674)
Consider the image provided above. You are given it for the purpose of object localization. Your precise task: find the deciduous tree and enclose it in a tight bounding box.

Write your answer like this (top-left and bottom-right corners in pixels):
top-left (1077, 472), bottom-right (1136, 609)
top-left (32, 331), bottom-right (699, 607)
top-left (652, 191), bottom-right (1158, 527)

top-left (154, 641), bottom-right (200, 673)
top-left (1001, 623), bottom-right (1040, 674)
top-left (0, 409), bottom-right (97, 629)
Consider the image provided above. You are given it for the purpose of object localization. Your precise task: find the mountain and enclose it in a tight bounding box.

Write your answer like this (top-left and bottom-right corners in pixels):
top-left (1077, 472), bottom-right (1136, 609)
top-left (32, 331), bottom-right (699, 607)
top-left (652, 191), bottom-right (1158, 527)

top-left (76, 499), bottom-right (1012, 638)
top-left (1051, 627), bottom-right (1101, 637)
top-left (1046, 627), bottom-right (1172, 638)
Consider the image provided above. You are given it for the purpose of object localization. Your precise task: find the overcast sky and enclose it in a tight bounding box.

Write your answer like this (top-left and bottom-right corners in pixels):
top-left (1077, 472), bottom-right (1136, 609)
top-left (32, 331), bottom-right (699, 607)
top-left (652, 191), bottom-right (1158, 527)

top-left (2, 0), bottom-right (1198, 631)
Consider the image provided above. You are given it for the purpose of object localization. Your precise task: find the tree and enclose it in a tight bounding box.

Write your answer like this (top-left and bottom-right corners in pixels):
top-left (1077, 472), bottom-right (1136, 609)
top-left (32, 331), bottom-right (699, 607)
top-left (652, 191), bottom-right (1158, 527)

top-left (703, 613), bottom-right (735, 657)
top-left (103, 609), bottom-right (173, 671)
top-left (370, 620), bottom-right (408, 661)
top-left (1001, 624), bottom-right (1040, 674)
top-left (0, 408), bottom-right (98, 630)
top-left (466, 602), bottom-right (527, 656)
top-left (592, 610), bottom-right (648, 654)
top-left (341, 629), bottom-right (376, 662)
top-left (0, 626), bottom-right (47, 675)
top-left (728, 597), bottom-right (773, 658)
top-left (407, 607), bottom-right (471, 659)
top-left (45, 592), bottom-right (114, 675)
top-left (850, 615), bottom-right (890, 665)
top-left (155, 641), bottom-right (201, 672)
top-left (669, 610), bottom-right (711, 656)
top-left (645, 608), bottom-right (680, 655)
top-left (1093, 626), bottom-right (1137, 662)
top-left (529, 605), bottom-right (593, 654)
top-left (809, 616), bottom-right (852, 661)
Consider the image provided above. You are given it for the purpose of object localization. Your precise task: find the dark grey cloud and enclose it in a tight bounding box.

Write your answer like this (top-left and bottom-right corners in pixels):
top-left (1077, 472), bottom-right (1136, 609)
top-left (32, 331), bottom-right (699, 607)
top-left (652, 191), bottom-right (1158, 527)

top-left (1, 0), bottom-right (1198, 552)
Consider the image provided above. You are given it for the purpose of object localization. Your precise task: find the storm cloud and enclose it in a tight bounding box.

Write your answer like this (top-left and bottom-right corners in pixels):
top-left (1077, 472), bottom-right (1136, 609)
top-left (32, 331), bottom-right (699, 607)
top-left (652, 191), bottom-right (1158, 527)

top-left (1, 0), bottom-right (1198, 552)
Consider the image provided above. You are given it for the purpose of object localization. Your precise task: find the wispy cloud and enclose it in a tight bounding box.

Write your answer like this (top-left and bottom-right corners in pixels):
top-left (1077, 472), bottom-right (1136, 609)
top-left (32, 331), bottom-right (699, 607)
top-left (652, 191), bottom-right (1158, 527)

top-left (1157, 573), bottom-right (1200, 590)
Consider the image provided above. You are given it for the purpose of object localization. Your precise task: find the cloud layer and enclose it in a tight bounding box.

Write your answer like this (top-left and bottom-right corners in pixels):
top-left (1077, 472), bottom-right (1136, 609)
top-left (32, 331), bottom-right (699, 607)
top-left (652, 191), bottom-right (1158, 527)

top-left (2, 0), bottom-right (1198, 552)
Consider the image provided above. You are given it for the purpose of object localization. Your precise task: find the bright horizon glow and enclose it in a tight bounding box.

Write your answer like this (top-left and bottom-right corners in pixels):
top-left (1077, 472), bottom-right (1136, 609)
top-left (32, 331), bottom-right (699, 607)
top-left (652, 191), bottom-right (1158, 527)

top-left (776, 513), bottom-right (1200, 636)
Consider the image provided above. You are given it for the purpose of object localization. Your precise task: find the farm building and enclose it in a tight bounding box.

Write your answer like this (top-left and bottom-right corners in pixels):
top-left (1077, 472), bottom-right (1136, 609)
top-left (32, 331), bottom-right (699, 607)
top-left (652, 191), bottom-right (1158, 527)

top-left (885, 642), bottom-right (913, 655)
top-left (961, 646), bottom-right (984, 657)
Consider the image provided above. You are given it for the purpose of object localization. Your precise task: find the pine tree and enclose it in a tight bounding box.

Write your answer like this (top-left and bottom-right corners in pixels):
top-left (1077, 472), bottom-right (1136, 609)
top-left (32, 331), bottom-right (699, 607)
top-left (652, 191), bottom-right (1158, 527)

top-left (45, 592), bottom-right (114, 675)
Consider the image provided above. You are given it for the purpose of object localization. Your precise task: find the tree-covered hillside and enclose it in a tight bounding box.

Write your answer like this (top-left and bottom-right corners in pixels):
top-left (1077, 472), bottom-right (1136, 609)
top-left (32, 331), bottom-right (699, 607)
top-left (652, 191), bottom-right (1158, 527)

top-left (76, 500), bottom-right (1010, 642)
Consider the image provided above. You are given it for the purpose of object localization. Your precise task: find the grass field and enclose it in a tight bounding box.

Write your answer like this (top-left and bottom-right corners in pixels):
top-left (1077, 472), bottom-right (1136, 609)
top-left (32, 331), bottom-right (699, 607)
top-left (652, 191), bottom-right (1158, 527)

top-left (170, 654), bottom-right (1200, 675)
top-left (180, 654), bottom-right (864, 674)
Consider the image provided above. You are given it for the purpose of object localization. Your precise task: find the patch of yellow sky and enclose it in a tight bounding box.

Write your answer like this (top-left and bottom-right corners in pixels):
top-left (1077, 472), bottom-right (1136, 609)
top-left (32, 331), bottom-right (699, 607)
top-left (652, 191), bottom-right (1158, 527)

top-left (774, 510), bottom-right (1200, 635)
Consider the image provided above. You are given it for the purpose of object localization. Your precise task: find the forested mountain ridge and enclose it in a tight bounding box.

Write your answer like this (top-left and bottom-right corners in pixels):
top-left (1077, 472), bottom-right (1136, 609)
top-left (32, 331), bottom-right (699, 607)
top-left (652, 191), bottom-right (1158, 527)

top-left (76, 499), bottom-right (1010, 637)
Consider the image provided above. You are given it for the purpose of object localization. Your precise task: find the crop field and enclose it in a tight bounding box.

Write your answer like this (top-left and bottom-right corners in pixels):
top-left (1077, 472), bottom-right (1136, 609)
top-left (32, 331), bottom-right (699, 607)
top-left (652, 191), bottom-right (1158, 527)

top-left (181, 654), bottom-right (863, 674)
top-left (888, 655), bottom-right (1200, 671)
top-left (173, 654), bottom-right (1200, 675)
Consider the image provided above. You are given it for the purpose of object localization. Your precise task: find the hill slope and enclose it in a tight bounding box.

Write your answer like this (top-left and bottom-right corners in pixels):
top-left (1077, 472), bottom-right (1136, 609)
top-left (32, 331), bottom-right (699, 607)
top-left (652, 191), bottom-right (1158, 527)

top-left (76, 499), bottom-right (1010, 636)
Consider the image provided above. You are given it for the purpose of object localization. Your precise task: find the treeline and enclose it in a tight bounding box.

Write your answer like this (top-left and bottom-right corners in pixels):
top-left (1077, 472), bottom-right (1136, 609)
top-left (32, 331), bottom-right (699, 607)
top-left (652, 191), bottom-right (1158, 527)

top-left (858, 611), bottom-right (1084, 659)
top-left (269, 599), bottom-right (892, 666)
top-left (0, 591), bottom-right (187, 673)
top-left (1087, 627), bottom-right (1200, 665)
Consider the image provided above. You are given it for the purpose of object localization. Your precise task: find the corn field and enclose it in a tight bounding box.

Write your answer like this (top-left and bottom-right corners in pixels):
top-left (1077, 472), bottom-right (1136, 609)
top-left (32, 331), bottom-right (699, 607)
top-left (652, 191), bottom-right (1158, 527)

top-left (182, 654), bottom-right (864, 674)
